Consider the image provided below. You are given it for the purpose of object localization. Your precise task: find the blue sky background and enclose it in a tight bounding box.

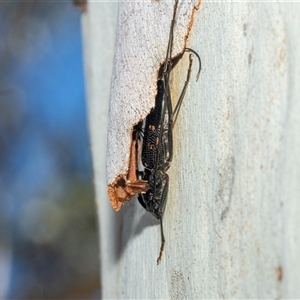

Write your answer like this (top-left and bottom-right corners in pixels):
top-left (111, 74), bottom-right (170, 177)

top-left (0, 2), bottom-right (99, 299)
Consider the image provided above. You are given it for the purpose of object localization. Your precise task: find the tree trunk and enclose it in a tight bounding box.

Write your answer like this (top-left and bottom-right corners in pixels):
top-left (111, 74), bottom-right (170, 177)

top-left (83, 1), bottom-right (300, 299)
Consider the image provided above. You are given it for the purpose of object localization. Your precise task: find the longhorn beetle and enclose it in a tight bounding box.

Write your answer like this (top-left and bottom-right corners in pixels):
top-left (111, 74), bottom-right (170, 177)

top-left (137, 0), bottom-right (201, 264)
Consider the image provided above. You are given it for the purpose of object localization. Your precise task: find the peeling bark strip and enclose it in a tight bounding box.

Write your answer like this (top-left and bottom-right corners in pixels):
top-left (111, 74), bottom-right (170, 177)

top-left (106, 0), bottom-right (201, 210)
top-left (107, 124), bottom-right (148, 211)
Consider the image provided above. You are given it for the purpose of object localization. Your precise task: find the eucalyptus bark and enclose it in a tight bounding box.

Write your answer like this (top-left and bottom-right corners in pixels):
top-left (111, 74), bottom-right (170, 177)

top-left (83, 2), bottom-right (300, 299)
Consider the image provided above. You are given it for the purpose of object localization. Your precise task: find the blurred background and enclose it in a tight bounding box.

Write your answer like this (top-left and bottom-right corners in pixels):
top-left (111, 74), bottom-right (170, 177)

top-left (0, 1), bottom-right (99, 299)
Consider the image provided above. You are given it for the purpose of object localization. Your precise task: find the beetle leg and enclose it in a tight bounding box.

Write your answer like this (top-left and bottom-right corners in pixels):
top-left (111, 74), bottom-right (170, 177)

top-left (157, 217), bottom-right (165, 265)
top-left (156, 172), bottom-right (169, 264)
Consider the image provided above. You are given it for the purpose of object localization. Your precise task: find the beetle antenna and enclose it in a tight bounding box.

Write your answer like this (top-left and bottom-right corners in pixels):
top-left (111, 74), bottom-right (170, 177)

top-left (185, 47), bottom-right (202, 81)
top-left (171, 53), bottom-right (193, 126)
top-left (163, 0), bottom-right (179, 77)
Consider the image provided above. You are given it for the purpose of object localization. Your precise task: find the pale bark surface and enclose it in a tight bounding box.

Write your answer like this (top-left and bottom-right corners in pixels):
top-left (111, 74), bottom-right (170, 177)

top-left (83, 1), bottom-right (300, 299)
